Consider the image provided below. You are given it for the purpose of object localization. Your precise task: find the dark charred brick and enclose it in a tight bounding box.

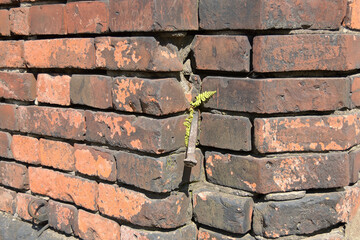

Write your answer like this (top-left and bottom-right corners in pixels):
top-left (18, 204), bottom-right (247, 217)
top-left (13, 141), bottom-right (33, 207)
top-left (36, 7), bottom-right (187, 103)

top-left (0, 131), bottom-right (12, 159)
top-left (0, 187), bottom-right (16, 214)
top-left (199, 0), bottom-right (346, 30)
top-left (349, 149), bottom-right (360, 183)
top-left (95, 37), bottom-right (182, 72)
top-left (18, 106), bottom-right (86, 141)
top-left (121, 223), bottom-right (197, 240)
top-left (192, 35), bottom-right (251, 72)
top-left (109, 0), bottom-right (198, 32)
top-left (193, 186), bottom-right (253, 234)
top-left (70, 75), bottom-right (113, 109)
top-left (10, 7), bottom-right (30, 35)
top-left (0, 72), bottom-right (36, 101)
top-left (0, 104), bottom-right (18, 131)
top-left (202, 77), bottom-right (350, 113)
top-left (85, 111), bottom-right (186, 154)
top-left (198, 228), bottom-right (255, 240)
top-left (0, 41), bottom-right (24, 68)
top-left (116, 149), bottom-right (203, 193)
top-left (48, 200), bottom-right (78, 235)
top-left (200, 113), bottom-right (251, 151)
top-left (205, 152), bottom-right (350, 194)
top-left (0, 10), bottom-right (10, 36)
top-left (29, 4), bottom-right (66, 35)
top-left (253, 34), bottom-right (360, 72)
top-left (255, 113), bottom-right (360, 153)
top-left (112, 77), bottom-right (189, 116)
top-left (0, 161), bottom-right (28, 190)
top-left (253, 192), bottom-right (346, 237)
top-left (344, 0), bottom-right (360, 30)
top-left (97, 183), bottom-right (191, 228)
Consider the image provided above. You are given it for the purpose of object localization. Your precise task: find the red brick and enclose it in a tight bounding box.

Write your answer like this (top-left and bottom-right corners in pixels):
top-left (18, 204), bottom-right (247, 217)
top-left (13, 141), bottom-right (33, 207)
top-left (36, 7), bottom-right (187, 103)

top-left (29, 167), bottom-right (98, 211)
top-left (18, 106), bottom-right (86, 141)
top-left (116, 149), bottom-right (203, 193)
top-left (39, 139), bottom-right (75, 171)
top-left (85, 111), bottom-right (185, 154)
top-left (48, 200), bottom-right (78, 235)
top-left (0, 10), bottom-right (10, 36)
top-left (349, 149), bottom-right (360, 183)
top-left (0, 131), bottom-right (11, 159)
top-left (112, 77), bottom-right (189, 116)
top-left (0, 103), bottom-right (18, 131)
top-left (200, 113), bottom-right (251, 151)
top-left (70, 75), bottom-right (112, 109)
top-left (0, 161), bottom-right (28, 190)
top-left (338, 183), bottom-right (360, 222)
top-left (11, 135), bottom-right (39, 164)
top-left (74, 144), bottom-right (116, 181)
top-left (0, 0), bottom-right (16, 4)
top-left (95, 37), bottom-right (182, 72)
top-left (37, 74), bottom-right (71, 106)
top-left (200, 0), bottom-right (346, 30)
top-left (76, 210), bottom-right (120, 240)
top-left (109, 0), bottom-right (198, 32)
top-left (203, 77), bottom-right (351, 113)
top-left (16, 193), bottom-right (41, 221)
top-left (192, 35), bottom-right (250, 72)
top-left (0, 41), bottom-right (24, 68)
top-left (65, 1), bottom-right (109, 34)
top-left (350, 74), bottom-right (360, 107)
top-left (29, 4), bottom-right (66, 35)
top-left (344, 0), bottom-right (360, 30)
top-left (121, 223), bottom-right (197, 240)
top-left (205, 152), bottom-right (350, 194)
top-left (253, 34), bottom-right (360, 72)
top-left (254, 113), bottom-right (360, 153)
top-left (97, 183), bottom-right (191, 228)
top-left (0, 187), bottom-right (16, 214)
top-left (24, 38), bottom-right (95, 69)
top-left (193, 186), bottom-right (253, 234)
top-left (0, 72), bottom-right (36, 101)
top-left (10, 7), bottom-right (30, 35)
top-left (198, 228), bottom-right (255, 240)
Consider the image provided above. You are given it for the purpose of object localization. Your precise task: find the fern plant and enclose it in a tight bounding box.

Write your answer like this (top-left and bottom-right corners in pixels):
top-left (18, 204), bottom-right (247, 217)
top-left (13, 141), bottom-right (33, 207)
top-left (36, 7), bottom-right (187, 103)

top-left (184, 91), bottom-right (216, 147)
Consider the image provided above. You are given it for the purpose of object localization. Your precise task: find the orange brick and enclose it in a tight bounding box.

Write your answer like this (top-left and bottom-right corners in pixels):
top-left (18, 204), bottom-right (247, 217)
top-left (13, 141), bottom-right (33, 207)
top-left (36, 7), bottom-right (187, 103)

top-left (11, 135), bottom-right (39, 164)
top-left (0, 103), bottom-right (18, 131)
top-left (10, 7), bottom-right (30, 35)
top-left (16, 193), bottom-right (41, 221)
top-left (37, 74), bottom-right (71, 106)
top-left (0, 41), bottom-right (24, 68)
top-left (39, 139), bottom-right (75, 171)
top-left (344, 0), bottom-right (360, 30)
top-left (0, 186), bottom-right (16, 214)
top-left (0, 10), bottom-right (10, 36)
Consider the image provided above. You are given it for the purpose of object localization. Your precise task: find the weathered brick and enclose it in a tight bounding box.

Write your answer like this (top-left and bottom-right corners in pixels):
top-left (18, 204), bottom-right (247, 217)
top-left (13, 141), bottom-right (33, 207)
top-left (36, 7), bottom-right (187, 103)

top-left (203, 77), bottom-right (350, 113)
top-left (29, 4), bottom-right (66, 35)
top-left (76, 210), bottom-right (120, 240)
top-left (0, 104), bottom-right (18, 131)
top-left (86, 111), bottom-right (185, 154)
top-left (0, 131), bottom-right (11, 159)
top-left (65, 1), bottom-right (108, 34)
top-left (116, 149), bottom-right (203, 193)
top-left (193, 187), bottom-right (253, 234)
top-left (0, 0), bottom-right (16, 4)
top-left (192, 35), bottom-right (250, 72)
top-left (0, 187), bottom-right (16, 214)
top-left (109, 0), bottom-right (198, 32)
top-left (97, 183), bottom-right (191, 228)
top-left (18, 106), bottom-right (86, 141)
top-left (305, 232), bottom-right (345, 240)
top-left (112, 77), bottom-right (189, 116)
top-left (349, 149), bottom-right (360, 183)
top-left (95, 37), bottom-right (182, 72)
top-left (39, 139), bottom-right (75, 171)
top-left (70, 75), bottom-right (112, 109)
top-left (48, 200), bottom-right (78, 235)
top-left (199, 0), bottom-right (346, 30)
top-left (200, 113), bottom-right (251, 151)
top-left (0, 41), bottom-right (24, 68)
top-left (0, 161), bottom-right (28, 190)
top-left (0, 72), bottom-right (36, 101)
top-left (121, 223), bottom-right (197, 240)
top-left (198, 228), bottom-right (255, 240)
top-left (74, 144), bottom-right (116, 182)
top-left (253, 34), bottom-right (360, 72)
top-left (11, 135), bottom-right (39, 164)
top-left (10, 7), bottom-right (30, 35)
top-left (254, 113), bottom-right (360, 153)
top-left (350, 74), bottom-right (360, 107)
top-left (0, 10), bottom-right (10, 36)
top-left (15, 193), bottom-right (41, 221)
top-left (205, 152), bottom-right (350, 194)
top-left (253, 192), bottom-right (347, 237)
top-left (37, 74), bottom-right (71, 106)
top-left (24, 38), bottom-right (95, 69)
top-left (344, 0), bottom-right (360, 30)
top-left (29, 167), bottom-right (98, 211)
top-left (339, 183), bottom-right (360, 222)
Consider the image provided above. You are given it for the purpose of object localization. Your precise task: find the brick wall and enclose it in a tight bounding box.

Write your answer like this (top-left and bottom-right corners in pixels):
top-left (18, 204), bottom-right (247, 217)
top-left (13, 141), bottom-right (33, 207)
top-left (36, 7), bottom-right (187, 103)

top-left (0, 0), bottom-right (360, 239)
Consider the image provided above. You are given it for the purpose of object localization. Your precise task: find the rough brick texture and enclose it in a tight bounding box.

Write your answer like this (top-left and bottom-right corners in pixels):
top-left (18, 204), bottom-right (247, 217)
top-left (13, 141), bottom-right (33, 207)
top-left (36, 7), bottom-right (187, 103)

top-left (0, 104), bottom-right (18, 131)
top-left (0, 161), bottom-right (29, 190)
top-left (0, 187), bottom-right (16, 214)
top-left (344, 0), bottom-right (360, 30)
top-left (39, 139), bottom-right (75, 171)
top-left (29, 4), bottom-right (66, 35)
top-left (10, 7), bottom-right (30, 35)
top-left (0, 72), bottom-right (36, 101)
top-left (198, 228), bottom-right (255, 240)
top-left (11, 135), bottom-right (39, 164)
top-left (0, 41), bottom-right (24, 68)
top-left (0, 10), bottom-right (10, 36)
top-left (48, 200), bottom-right (78, 235)
top-left (37, 74), bottom-right (71, 106)
top-left (0, 131), bottom-right (12, 159)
